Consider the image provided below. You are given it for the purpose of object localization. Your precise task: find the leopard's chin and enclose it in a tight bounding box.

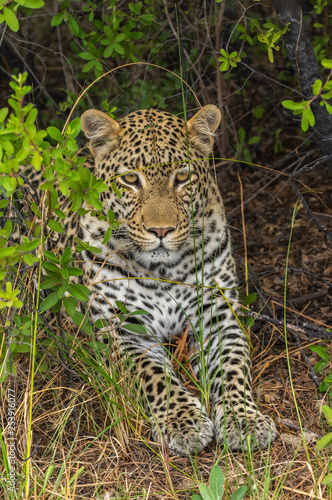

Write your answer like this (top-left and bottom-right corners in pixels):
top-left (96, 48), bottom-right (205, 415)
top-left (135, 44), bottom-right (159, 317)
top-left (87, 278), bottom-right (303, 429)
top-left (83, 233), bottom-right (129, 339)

top-left (134, 245), bottom-right (184, 268)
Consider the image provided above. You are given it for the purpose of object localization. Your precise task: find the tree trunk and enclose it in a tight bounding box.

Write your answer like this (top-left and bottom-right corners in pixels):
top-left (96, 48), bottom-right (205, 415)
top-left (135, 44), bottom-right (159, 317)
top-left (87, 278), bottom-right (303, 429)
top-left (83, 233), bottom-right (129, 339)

top-left (272, 0), bottom-right (332, 171)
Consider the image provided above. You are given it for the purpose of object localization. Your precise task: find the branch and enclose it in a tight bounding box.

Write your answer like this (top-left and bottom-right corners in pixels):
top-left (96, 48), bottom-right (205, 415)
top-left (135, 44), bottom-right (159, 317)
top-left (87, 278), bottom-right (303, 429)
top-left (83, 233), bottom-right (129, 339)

top-left (242, 310), bottom-right (332, 340)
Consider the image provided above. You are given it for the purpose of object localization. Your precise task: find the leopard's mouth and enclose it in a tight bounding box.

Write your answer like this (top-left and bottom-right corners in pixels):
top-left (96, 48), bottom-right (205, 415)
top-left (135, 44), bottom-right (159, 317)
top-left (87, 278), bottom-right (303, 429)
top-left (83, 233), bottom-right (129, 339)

top-left (139, 238), bottom-right (184, 253)
top-left (131, 240), bottom-right (186, 267)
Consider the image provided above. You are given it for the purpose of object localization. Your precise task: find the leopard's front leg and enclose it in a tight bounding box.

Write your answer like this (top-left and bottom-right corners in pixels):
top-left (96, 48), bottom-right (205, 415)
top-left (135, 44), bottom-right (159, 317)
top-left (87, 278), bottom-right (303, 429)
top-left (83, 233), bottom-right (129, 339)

top-left (117, 333), bottom-right (214, 455)
top-left (197, 313), bottom-right (276, 451)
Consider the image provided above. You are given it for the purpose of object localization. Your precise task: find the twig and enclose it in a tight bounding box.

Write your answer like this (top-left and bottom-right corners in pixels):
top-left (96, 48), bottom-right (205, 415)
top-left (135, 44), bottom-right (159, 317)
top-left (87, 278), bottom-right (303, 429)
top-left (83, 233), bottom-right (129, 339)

top-left (242, 310), bottom-right (332, 340)
top-left (0, 24), bottom-right (7, 49)
top-left (290, 290), bottom-right (327, 306)
top-left (56, 0), bottom-right (70, 95)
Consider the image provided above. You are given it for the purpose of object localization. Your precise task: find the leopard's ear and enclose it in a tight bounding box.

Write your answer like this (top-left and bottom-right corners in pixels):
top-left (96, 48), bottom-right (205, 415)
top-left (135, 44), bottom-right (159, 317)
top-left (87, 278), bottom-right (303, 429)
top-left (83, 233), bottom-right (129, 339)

top-left (81, 109), bottom-right (121, 156)
top-left (186, 105), bottom-right (221, 155)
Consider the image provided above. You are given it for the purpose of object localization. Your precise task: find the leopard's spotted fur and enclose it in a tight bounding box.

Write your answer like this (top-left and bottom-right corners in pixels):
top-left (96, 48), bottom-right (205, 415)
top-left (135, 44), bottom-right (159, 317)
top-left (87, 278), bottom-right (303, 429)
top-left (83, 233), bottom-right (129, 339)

top-left (42, 106), bottom-right (277, 455)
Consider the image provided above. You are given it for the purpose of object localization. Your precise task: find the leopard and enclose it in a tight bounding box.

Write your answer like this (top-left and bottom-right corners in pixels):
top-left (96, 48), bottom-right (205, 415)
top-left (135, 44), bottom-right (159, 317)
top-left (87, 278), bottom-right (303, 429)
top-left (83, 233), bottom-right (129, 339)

top-left (32, 105), bottom-right (278, 455)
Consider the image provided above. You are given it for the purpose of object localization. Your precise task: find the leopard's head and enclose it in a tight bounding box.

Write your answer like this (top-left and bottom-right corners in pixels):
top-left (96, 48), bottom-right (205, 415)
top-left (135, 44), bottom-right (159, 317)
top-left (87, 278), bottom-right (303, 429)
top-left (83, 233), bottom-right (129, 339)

top-left (81, 105), bottom-right (221, 266)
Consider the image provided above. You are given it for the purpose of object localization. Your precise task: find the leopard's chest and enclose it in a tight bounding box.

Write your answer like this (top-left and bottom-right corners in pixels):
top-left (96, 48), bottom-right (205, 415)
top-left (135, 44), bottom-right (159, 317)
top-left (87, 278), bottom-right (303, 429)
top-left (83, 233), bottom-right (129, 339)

top-left (82, 248), bottom-right (219, 342)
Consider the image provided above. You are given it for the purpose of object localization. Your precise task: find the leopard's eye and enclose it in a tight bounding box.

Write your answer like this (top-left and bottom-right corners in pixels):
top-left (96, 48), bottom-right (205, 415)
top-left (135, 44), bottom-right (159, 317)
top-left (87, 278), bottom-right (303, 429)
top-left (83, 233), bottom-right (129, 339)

top-left (175, 171), bottom-right (189, 183)
top-left (123, 173), bottom-right (139, 184)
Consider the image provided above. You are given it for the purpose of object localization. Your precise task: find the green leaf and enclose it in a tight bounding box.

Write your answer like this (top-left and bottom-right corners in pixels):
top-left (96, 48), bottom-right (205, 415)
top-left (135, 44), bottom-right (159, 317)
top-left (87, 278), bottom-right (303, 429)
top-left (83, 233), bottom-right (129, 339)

top-left (209, 465), bottom-right (224, 500)
top-left (61, 246), bottom-right (72, 264)
top-left (25, 239), bottom-right (41, 252)
top-left (68, 267), bottom-right (83, 277)
top-left (31, 151), bottom-right (42, 171)
top-left (43, 261), bottom-right (60, 274)
top-left (39, 292), bottom-right (61, 312)
top-left (67, 117), bottom-right (81, 138)
top-left (63, 297), bottom-right (78, 318)
top-left (23, 254), bottom-right (39, 266)
top-left (322, 405), bottom-right (332, 425)
top-left (60, 268), bottom-right (68, 279)
top-left (9, 341), bottom-right (18, 353)
top-left (301, 112), bottom-right (309, 132)
top-left (219, 60), bottom-right (229, 72)
top-left (3, 8), bottom-right (19, 32)
top-left (115, 301), bottom-right (127, 314)
top-left (322, 473), bottom-right (332, 485)
top-left (192, 496), bottom-right (203, 500)
top-left (282, 100), bottom-right (306, 111)
top-left (248, 136), bottom-right (260, 145)
top-left (317, 432), bottom-right (332, 450)
top-left (102, 226), bottom-right (112, 244)
top-left (57, 286), bottom-right (66, 300)
top-left (26, 107), bottom-right (38, 125)
top-left (87, 246), bottom-right (101, 254)
top-left (325, 103), bottom-right (332, 114)
top-left (94, 318), bottom-right (109, 329)
top-left (309, 345), bottom-right (329, 362)
top-left (312, 79), bottom-right (322, 96)
top-left (0, 247), bottom-right (16, 258)
top-left (37, 363), bottom-right (49, 373)
top-left (113, 42), bottom-right (124, 55)
top-left (15, 344), bottom-right (31, 353)
top-left (129, 309), bottom-right (149, 316)
top-left (104, 44), bottom-right (114, 58)
top-left (267, 46), bottom-right (274, 64)
top-left (40, 181), bottom-right (53, 191)
top-left (82, 60), bottom-right (96, 73)
top-left (115, 33), bottom-right (126, 42)
top-left (2, 176), bottom-right (17, 196)
top-left (0, 199), bottom-right (9, 209)
top-left (199, 484), bottom-right (216, 500)
top-left (314, 359), bottom-right (328, 373)
top-left (68, 14), bottom-right (79, 36)
top-left (72, 311), bottom-right (92, 333)
top-left (47, 220), bottom-right (64, 234)
top-left (68, 284), bottom-right (90, 302)
top-left (16, 146), bottom-right (30, 162)
top-left (322, 59), bottom-right (332, 69)
top-left (39, 277), bottom-right (61, 289)
top-left (242, 293), bottom-right (257, 305)
top-left (229, 486), bottom-right (248, 500)
top-left (79, 52), bottom-right (96, 60)
top-left (107, 210), bottom-right (115, 224)
top-left (0, 107), bottom-right (8, 123)
top-left (306, 106), bottom-right (315, 127)
top-left (71, 193), bottom-right (82, 211)
top-left (245, 317), bottom-right (255, 327)
top-left (44, 251), bottom-right (60, 264)
top-left (23, 0), bottom-right (45, 8)
top-left (122, 323), bottom-right (147, 335)
top-left (47, 126), bottom-right (63, 142)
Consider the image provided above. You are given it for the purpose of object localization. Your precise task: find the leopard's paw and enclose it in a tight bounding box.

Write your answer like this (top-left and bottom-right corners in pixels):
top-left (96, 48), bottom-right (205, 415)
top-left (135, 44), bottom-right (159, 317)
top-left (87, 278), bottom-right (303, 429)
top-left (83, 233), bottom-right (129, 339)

top-left (151, 404), bottom-right (214, 455)
top-left (215, 407), bottom-right (277, 451)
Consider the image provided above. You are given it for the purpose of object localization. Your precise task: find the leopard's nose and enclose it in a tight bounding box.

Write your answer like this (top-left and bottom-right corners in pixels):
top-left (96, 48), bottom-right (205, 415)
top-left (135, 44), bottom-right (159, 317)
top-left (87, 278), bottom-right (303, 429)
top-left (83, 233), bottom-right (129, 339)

top-left (146, 226), bottom-right (175, 238)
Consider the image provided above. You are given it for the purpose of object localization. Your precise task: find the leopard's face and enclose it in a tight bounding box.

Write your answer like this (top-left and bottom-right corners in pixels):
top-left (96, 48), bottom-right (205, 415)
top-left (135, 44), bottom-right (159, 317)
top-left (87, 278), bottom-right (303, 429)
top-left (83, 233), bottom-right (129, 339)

top-left (81, 106), bottom-right (221, 266)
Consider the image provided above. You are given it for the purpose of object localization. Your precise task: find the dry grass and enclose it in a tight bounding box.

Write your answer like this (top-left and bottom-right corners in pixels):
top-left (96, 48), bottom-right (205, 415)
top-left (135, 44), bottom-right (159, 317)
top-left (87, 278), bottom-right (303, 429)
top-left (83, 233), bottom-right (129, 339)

top-left (1, 310), bottom-right (331, 499)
